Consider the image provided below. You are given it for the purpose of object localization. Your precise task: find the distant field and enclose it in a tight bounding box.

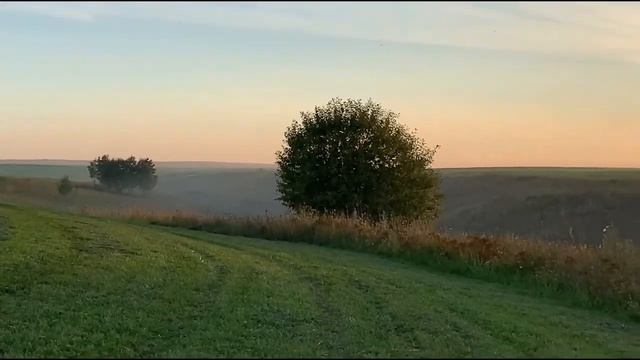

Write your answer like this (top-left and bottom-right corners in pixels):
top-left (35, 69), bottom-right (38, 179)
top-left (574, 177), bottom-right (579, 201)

top-left (2, 163), bottom-right (639, 181)
top-left (438, 167), bottom-right (640, 245)
top-left (0, 164), bottom-right (91, 181)
top-left (439, 167), bottom-right (640, 180)
top-left (1, 162), bottom-right (639, 244)
top-left (0, 176), bottom-right (197, 215)
top-left (1, 204), bottom-right (639, 357)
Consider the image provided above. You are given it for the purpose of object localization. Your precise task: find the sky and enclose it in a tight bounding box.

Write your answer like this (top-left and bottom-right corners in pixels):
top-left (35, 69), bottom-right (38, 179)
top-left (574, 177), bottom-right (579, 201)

top-left (1, 2), bottom-right (639, 168)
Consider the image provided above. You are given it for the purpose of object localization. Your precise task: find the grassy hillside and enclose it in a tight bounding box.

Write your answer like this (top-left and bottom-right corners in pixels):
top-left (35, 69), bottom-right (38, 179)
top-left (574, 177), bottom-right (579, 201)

top-left (0, 176), bottom-right (198, 214)
top-left (2, 163), bottom-right (640, 244)
top-left (439, 168), bottom-right (640, 244)
top-left (0, 164), bottom-right (286, 216)
top-left (1, 203), bottom-right (639, 358)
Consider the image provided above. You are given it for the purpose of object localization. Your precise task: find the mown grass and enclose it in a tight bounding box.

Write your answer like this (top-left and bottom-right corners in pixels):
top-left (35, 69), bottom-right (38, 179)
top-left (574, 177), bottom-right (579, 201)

top-left (0, 213), bottom-right (10, 241)
top-left (1, 204), bottom-right (640, 358)
top-left (2, 174), bottom-right (639, 318)
top-left (82, 207), bottom-right (640, 320)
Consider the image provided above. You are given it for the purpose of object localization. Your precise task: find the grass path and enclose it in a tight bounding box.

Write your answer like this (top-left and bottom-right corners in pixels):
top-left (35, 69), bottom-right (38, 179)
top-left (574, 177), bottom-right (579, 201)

top-left (1, 204), bottom-right (639, 358)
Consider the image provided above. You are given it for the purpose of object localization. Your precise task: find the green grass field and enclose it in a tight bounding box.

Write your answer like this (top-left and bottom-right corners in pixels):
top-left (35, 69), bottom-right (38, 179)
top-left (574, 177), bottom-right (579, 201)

top-left (1, 203), bottom-right (639, 358)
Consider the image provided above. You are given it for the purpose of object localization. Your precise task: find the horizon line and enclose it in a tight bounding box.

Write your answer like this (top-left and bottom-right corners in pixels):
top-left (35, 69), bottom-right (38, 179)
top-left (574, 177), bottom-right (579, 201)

top-left (1, 159), bottom-right (638, 170)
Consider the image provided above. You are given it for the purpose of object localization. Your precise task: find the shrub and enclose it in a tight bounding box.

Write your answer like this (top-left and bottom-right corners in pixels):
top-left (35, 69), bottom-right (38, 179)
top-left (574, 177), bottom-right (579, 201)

top-left (57, 176), bottom-right (73, 196)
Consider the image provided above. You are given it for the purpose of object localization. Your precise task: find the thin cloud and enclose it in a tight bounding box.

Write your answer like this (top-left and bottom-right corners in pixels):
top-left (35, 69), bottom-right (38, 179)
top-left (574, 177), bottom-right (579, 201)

top-left (0, 2), bottom-right (108, 22)
top-left (2, 2), bottom-right (639, 63)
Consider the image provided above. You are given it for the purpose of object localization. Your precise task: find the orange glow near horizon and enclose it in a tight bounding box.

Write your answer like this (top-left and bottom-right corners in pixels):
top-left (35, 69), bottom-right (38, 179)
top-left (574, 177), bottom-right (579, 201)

top-left (2, 3), bottom-right (639, 168)
top-left (3, 100), bottom-right (638, 168)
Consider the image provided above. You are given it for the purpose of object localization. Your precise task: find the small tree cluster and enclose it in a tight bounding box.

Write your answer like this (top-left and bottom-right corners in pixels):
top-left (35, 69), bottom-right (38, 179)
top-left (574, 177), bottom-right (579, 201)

top-left (88, 155), bottom-right (158, 193)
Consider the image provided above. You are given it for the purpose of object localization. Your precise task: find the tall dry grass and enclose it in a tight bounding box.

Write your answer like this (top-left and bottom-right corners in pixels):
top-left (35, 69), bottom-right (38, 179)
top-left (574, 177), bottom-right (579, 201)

top-left (81, 207), bottom-right (640, 319)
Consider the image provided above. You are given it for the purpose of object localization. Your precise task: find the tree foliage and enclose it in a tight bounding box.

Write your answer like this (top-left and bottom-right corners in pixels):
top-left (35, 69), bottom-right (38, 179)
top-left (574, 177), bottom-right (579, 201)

top-left (88, 155), bottom-right (158, 193)
top-left (276, 98), bottom-right (441, 222)
top-left (57, 176), bottom-right (73, 196)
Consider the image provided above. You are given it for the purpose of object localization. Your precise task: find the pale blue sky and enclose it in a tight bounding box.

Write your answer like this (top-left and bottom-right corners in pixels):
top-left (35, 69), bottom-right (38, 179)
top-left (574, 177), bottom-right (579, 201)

top-left (1, 2), bottom-right (639, 167)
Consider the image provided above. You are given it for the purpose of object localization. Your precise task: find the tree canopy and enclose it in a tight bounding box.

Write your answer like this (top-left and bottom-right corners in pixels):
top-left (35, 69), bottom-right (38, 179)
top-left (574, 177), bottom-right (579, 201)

top-left (88, 155), bottom-right (158, 193)
top-left (276, 98), bottom-right (441, 222)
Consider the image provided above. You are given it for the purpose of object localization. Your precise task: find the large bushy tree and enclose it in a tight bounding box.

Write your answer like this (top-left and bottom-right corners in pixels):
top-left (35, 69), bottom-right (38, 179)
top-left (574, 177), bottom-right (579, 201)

top-left (276, 98), bottom-right (441, 222)
top-left (88, 155), bottom-right (158, 193)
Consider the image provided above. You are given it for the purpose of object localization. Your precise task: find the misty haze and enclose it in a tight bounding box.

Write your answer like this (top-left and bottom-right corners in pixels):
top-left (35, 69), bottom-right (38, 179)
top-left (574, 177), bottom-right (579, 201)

top-left (1, 2), bottom-right (639, 358)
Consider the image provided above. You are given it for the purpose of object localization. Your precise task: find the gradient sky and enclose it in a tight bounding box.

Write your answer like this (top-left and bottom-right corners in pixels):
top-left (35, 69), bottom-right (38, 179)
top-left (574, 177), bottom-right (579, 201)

top-left (1, 2), bottom-right (639, 167)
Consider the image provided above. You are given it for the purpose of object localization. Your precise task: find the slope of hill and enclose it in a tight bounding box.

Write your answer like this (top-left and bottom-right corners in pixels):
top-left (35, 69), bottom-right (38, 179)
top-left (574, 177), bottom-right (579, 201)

top-left (1, 203), bottom-right (639, 358)
top-left (0, 176), bottom-right (198, 214)
top-left (439, 168), bottom-right (640, 244)
top-left (0, 159), bottom-right (274, 169)
top-left (1, 163), bottom-right (640, 244)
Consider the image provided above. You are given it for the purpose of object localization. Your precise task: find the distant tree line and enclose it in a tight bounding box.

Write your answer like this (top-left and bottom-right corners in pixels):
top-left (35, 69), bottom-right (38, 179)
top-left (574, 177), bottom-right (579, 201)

top-left (88, 155), bottom-right (158, 193)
